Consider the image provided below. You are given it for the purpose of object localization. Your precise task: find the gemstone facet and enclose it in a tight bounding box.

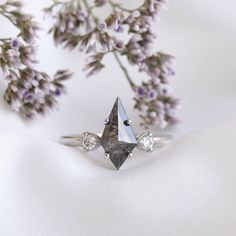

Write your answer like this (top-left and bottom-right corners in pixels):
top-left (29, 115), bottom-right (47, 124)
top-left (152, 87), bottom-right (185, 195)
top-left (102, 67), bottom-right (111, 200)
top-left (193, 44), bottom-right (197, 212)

top-left (100, 97), bottom-right (137, 170)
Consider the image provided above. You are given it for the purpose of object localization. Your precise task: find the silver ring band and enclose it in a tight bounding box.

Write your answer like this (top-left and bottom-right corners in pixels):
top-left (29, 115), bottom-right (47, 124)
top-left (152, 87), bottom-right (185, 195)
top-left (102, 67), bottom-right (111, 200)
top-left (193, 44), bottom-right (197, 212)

top-left (60, 132), bottom-right (172, 151)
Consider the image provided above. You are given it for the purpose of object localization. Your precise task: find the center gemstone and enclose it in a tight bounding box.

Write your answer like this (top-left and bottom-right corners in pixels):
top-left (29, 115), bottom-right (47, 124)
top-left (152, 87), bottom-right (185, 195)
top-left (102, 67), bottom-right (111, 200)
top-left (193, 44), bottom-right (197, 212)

top-left (100, 97), bottom-right (137, 170)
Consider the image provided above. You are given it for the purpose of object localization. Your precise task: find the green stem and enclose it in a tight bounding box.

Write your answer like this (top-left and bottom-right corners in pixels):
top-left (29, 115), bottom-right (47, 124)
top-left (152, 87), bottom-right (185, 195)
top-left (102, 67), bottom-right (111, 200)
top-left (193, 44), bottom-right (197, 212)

top-left (0, 37), bottom-right (11, 41)
top-left (108, 1), bottom-right (131, 12)
top-left (113, 52), bottom-right (136, 90)
top-left (44, 1), bottom-right (63, 12)
top-left (108, 0), bottom-right (143, 13)
top-left (82, 0), bottom-right (98, 24)
top-left (0, 11), bottom-right (18, 27)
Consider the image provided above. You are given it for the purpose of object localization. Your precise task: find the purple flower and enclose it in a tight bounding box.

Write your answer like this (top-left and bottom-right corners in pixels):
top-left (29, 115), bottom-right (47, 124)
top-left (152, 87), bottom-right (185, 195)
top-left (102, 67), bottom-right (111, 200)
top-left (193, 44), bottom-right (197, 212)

top-left (10, 38), bottom-right (21, 49)
top-left (147, 90), bottom-right (157, 100)
top-left (114, 23), bottom-right (124, 33)
top-left (114, 40), bottom-right (124, 50)
top-left (98, 21), bottom-right (107, 32)
top-left (159, 84), bottom-right (171, 96)
top-left (24, 93), bottom-right (34, 101)
top-left (77, 11), bottom-right (88, 22)
top-left (5, 72), bottom-right (17, 81)
top-left (55, 88), bottom-right (61, 96)
top-left (137, 87), bottom-right (146, 97)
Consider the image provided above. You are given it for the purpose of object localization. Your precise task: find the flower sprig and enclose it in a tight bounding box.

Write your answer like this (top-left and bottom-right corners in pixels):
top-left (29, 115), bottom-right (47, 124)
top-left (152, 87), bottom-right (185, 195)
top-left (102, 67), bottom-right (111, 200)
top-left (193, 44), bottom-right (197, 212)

top-left (0, 0), bottom-right (72, 118)
top-left (45, 0), bottom-right (179, 128)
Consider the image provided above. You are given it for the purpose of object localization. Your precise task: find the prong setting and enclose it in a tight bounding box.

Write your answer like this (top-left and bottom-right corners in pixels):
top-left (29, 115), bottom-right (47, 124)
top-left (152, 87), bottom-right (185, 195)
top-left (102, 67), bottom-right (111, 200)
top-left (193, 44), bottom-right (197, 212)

top-left (104, 118), bottom-right (110, 125)
top-left (104, 153), bottom-right (110, 159)
top-left (148, 147), bottom-right (154, 152)
top-left (124, 119), bottom-right (132, 126)
top-left (128, 152), bottom-right (134, 159)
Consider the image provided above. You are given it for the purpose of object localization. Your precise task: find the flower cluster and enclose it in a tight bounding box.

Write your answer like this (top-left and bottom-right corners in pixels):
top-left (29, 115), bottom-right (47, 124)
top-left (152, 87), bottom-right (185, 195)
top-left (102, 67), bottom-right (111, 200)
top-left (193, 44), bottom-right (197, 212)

top-left (0, 0), bottom-right (40, 43)
top-left (0, 0), bottom-right (71, 118)
top-left (4, 69), bottom-right (70, 118)
top-left (45, 1), bottom-right (94, 48)
top-left (134, 54), bottom-right (179, 128)
top-left (45, 0), bottom-right (179, 128)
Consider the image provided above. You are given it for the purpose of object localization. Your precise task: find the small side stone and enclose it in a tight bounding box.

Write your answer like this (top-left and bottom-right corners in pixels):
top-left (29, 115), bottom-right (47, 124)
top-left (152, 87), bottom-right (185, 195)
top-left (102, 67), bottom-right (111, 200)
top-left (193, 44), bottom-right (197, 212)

top-left (137, 132), bottom-right (155, 152)
top-left (82, 133), bottom-right (101, 151)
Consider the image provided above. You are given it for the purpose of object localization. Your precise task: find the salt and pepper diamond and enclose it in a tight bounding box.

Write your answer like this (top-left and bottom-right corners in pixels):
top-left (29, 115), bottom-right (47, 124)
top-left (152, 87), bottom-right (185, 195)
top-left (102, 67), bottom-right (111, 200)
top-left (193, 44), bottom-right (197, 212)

top-left (101, 97), bottom-right (137, 170)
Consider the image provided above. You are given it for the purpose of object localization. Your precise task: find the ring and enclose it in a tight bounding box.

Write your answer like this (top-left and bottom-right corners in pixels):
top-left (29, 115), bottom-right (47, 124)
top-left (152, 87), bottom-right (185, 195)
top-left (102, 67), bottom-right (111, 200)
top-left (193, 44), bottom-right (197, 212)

top-left (60, 97), bottom-right (172, 170)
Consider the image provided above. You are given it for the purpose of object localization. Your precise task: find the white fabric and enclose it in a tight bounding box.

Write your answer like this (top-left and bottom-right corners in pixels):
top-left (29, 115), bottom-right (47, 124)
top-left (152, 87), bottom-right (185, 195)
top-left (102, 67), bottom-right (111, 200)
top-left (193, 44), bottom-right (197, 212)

top-left (0, 0), bottom-right (236, 235)
top-left (0, 121), bottom-right (236, 236)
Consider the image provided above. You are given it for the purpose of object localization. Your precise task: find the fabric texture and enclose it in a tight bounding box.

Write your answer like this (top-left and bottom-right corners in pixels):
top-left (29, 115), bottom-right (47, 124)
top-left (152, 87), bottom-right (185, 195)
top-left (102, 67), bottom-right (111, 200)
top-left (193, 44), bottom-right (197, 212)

top-left (0, 121), bottom-right (236, 235)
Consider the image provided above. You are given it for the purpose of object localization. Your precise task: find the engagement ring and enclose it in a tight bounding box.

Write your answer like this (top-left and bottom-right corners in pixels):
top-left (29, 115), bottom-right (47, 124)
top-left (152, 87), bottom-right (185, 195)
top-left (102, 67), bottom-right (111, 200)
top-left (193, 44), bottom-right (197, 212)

top-left (60, 97), bottom-right (171, 170)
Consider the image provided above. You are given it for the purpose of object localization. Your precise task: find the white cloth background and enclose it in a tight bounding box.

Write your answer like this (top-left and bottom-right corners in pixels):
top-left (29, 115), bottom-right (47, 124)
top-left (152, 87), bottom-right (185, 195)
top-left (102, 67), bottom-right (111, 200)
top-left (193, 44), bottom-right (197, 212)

top-left (0, 0), bottom-right (236, 235)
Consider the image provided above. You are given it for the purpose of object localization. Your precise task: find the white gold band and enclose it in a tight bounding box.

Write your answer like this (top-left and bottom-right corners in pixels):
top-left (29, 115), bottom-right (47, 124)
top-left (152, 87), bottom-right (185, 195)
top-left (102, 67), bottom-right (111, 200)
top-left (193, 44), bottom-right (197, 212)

top-left (60, 132), bottom-right (172, 152)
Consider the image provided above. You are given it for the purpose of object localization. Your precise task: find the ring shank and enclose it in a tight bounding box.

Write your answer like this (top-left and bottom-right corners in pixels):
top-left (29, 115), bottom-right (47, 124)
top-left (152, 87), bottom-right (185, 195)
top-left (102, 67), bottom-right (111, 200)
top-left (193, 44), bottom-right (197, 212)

top-left (60, 135), bottom-right (84, 147)
top-left (60, 133), bottom-right (172, 149)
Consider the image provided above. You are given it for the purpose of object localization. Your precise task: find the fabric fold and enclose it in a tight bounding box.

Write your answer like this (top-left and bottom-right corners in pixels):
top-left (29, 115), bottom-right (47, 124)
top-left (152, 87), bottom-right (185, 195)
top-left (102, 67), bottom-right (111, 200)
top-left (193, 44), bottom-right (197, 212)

top-left (0, 120), bottom-right (236, 236)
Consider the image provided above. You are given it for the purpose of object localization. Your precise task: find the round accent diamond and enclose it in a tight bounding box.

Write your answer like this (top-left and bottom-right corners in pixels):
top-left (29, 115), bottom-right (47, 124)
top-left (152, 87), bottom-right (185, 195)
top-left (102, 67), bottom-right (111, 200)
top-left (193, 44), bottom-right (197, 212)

top-left (82, 133), bottom-right (100, 151)
top-left (137, 132), bottom-right (155, 152)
